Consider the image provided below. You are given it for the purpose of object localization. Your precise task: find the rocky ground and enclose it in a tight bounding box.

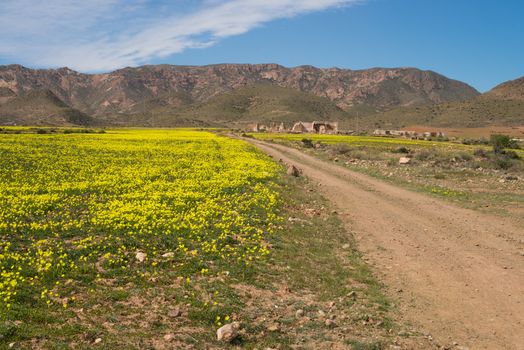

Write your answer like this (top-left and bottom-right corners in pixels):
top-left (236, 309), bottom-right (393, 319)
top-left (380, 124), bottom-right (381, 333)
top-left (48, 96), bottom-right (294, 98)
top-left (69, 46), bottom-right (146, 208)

top-left (294, 139), bottom-right (524, 225)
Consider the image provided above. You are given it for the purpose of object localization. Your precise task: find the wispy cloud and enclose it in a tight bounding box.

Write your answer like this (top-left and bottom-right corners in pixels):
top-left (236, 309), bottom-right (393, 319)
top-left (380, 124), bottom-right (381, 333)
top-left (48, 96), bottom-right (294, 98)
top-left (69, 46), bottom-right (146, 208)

top-left (0, 0), bottom-right (359, 71)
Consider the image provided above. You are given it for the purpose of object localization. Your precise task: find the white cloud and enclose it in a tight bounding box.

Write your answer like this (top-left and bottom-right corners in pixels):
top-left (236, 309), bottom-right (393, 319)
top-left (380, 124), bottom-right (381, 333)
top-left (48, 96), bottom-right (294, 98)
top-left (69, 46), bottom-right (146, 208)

top-left (0, 0), bottom-right (359, 71)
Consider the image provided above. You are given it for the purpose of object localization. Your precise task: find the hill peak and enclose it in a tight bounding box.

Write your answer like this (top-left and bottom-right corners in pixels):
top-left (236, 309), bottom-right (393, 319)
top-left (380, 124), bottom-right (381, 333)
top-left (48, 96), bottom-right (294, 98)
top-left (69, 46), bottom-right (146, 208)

top-left (486, 76), bottom-right (524, 100)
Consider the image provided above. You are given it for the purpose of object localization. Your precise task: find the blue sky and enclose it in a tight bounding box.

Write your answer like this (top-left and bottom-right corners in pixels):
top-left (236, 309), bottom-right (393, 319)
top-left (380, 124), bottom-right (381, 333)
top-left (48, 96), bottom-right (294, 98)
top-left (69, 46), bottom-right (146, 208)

top-left (0, 0), bottom-right (522, 92)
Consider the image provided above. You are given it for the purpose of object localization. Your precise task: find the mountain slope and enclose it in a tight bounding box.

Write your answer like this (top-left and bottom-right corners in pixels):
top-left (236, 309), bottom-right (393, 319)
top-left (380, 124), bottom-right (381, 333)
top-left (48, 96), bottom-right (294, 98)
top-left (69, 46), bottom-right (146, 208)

top-left (180, 84), bottom-right (350, 123)
top-left (0, 64), bottom-right (479, 124)
top-left (96, 85), bottom-right (351, 127)
top-left (0, 89), bottom-right (93, 126)
top-left (485, 76), bottom-right (524, 100)
top-left (362, 77), bottom-right (524, 129)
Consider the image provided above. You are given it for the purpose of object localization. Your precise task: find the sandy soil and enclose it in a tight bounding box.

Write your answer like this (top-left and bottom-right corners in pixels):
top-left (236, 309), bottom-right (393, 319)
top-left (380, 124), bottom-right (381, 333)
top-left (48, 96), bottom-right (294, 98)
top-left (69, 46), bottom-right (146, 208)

top-left (246, 137), bottom-right (524, 350)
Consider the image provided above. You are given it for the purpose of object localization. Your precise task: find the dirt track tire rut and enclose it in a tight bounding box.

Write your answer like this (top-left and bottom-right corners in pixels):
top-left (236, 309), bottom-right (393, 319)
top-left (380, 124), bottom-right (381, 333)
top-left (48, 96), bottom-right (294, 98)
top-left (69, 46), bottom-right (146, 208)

top-left (245, 137), bottom-right (524, 350)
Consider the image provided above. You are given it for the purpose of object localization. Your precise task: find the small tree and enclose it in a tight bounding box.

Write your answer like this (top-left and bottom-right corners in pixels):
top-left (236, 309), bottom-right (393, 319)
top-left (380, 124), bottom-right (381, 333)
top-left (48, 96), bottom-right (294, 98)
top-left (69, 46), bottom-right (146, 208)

top-left (490, 134), bottom-right (514, 153)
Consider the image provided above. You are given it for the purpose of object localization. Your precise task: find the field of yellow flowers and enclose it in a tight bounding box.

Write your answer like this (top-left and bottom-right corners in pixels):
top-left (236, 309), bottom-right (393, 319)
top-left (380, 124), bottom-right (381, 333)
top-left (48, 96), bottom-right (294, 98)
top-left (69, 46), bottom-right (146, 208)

top-left (0, 129), bottom-right (281, 314)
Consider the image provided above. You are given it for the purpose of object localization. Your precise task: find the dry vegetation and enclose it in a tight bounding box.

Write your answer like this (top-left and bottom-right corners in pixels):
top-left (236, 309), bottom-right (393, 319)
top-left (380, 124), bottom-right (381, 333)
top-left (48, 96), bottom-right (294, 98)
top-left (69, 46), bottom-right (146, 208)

top-left (250, 133), bottom-right (524, 224)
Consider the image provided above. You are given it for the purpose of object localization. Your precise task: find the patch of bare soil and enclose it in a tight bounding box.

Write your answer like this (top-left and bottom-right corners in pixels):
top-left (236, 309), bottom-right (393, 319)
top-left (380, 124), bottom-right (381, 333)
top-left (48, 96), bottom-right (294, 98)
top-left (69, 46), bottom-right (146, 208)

top-left (247, 138), bottom-right (524, 350)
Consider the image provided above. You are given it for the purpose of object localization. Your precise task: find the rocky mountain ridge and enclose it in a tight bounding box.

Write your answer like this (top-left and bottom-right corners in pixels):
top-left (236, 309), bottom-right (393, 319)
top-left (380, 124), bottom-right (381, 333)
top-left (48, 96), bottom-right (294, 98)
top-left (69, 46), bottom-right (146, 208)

top-left (0, 64), bottom-right (480, 125)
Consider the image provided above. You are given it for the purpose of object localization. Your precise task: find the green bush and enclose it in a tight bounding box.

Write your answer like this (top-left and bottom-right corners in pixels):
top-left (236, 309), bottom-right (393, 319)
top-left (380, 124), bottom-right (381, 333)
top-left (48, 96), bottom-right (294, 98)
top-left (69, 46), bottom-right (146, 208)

top-left (503, 150), bottom-right (520, 159)
top-left (393, 146), bottom-right (410, 154)
top-left (490, 134), bottom-right (518, 153)
top-left (493, 155), bottom-right (513, 169)
top-left (462, 138), bottom-right (489, 146)
top-left (301, 138), bottom-right (314, 148)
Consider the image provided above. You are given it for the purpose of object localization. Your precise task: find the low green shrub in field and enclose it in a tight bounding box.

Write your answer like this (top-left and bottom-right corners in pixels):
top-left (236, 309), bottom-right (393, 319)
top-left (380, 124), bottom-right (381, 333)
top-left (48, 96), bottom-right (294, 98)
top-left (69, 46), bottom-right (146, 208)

top-left (462, 138), bottom-right (489, 146)
top-left (490, 134), bottom-right (519, 153)
top-left (452, 152), bottom-right (473, 162)
top-left (301, 138), bottom-right (314, 148)
top-left (414, 150), bottom-right (436, 161)
top-left (492, 154), bottom-right (514, 169)
top-left (392, 146), bottom-right (410, 154)
top-left (473, 148), bottom-right (488, 157)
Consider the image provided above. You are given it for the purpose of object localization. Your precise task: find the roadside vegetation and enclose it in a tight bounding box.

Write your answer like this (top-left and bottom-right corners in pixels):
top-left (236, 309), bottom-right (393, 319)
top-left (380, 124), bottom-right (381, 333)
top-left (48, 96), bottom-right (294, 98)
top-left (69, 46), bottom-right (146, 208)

top-left (249, 133), bottom-right (524, 224)
top-left (0, 129), bottom-right (426, 349)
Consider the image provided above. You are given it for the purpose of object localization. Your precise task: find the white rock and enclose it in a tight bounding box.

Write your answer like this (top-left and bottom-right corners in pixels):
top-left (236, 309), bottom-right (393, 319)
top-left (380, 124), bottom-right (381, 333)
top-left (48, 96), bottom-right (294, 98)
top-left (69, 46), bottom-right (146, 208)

top-left (162, 252), bottom-right (175, 258)
top-left (399, 157), bottom-right (411, 165)
top-left (217, 322), bottom-right (240, 342)
top-left (94, 338), bottom-right (102, 344)
top-left (135, 251), bottom-right (146, 262)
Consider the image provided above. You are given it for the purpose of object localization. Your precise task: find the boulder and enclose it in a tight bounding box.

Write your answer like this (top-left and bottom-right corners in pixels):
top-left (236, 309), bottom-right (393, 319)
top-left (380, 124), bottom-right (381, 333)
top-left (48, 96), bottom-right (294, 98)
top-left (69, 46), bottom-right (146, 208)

top-left (287, 165), bottom-right (300, 177)
top-left (216, 322), bottom-right (240, 342)
top-left (399, 157), bottom-right (411, 165)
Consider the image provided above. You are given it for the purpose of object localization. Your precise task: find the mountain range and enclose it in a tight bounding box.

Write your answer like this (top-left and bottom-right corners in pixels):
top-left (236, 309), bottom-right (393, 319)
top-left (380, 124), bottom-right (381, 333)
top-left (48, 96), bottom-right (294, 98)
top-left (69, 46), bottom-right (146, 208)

top-left (0, 63), bottom-right (522, 128)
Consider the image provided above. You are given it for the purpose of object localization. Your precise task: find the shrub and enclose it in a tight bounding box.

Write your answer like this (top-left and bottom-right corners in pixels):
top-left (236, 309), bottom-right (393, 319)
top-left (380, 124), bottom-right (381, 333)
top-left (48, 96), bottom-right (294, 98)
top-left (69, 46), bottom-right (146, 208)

top-left (387, 158), bottom-right (397, 166)
top-left (414, 150), bottom-right (435, 161)
top-left (493, 155), bottom-right (513, 170)
top-left (331, 143), bottom-right (352, 155)
top-left (453, 152), bottom-right (473, 161)
top-left (490, 134), bottom-right (518, 153)
top-left (462, 138), bottom-right (489, 146)
top-left (351, 150), bottom-right (370, 160)
top-left (301, 138), bottom-right (314, 148)
top-left (473, 148), bottom-right (488, 158)
top-left (503, 150), bottom-right (520, 159)
top-left (393, 146), bottom-right (410, 154)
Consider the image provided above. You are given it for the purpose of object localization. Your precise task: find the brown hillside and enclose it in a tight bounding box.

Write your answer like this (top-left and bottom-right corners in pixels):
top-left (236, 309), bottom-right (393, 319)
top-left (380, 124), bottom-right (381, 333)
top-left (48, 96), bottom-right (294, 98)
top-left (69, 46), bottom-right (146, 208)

top-left (362, 76), bottom-right (524, 129)
top-left (485, 76), bottom-right (524, 100)
top-left (0, 89), bottom-right (93, 126)
top-left (0, 64), bottom-right (479, 122)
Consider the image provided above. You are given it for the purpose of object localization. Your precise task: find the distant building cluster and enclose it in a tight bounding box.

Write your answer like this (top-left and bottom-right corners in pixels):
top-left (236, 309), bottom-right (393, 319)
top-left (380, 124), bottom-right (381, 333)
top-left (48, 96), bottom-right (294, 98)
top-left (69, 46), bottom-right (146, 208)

top-left (247, 121), bottom-right (339, 134)
top-left (373, 129), bottom-right (446, 138)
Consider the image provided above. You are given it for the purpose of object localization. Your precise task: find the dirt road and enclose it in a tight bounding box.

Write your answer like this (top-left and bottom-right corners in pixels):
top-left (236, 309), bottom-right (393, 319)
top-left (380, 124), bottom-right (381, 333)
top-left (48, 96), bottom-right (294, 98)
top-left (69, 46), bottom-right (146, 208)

top-left (247, 138), bottom-right (524, 350)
